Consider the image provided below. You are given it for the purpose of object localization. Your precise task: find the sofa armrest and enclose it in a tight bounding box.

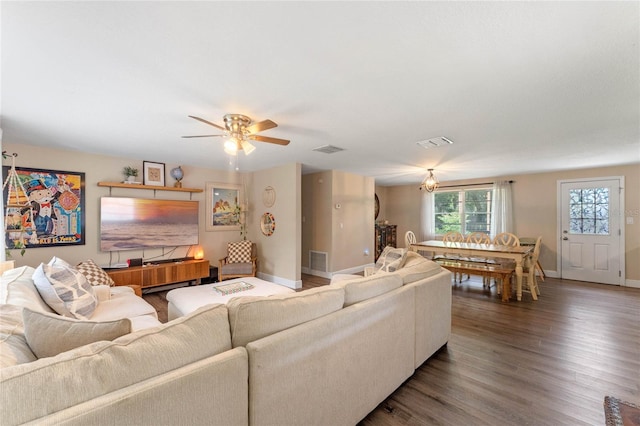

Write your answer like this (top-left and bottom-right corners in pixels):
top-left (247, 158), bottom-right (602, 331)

top-left (93, 285), bottom-right (111, 302)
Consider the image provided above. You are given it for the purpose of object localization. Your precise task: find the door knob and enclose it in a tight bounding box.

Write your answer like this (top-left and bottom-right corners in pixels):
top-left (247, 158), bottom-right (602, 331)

top-left (562, 237), bottom-right (569, 240)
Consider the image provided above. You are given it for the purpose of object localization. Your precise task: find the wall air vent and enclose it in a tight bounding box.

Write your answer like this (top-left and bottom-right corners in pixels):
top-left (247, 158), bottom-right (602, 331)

top-left (312, 145), bottom-right (345, 154)
top-left (309, 251), bottom-right (328, 272)
top-left (416, 136), bottom-right (454, 149)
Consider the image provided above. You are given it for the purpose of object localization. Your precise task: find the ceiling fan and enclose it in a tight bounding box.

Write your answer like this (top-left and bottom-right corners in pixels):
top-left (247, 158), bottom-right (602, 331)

top-left (182, 114), bottom-right (290, 156)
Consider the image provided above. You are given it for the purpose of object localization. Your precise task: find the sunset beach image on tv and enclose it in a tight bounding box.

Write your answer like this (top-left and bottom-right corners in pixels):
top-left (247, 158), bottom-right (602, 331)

top-left (100, 197), bottom-right (199, 251)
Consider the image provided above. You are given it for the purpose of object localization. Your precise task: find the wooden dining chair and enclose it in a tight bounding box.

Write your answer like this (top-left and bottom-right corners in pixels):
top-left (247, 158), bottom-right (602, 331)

top-left (493, 232), bottom-right (520, 246)
top-left (466, 232), bottom-right (491, 244)
top-left (439, 231), bottom-right (465, 282)
top-left (404, 230), bottom-right (417, 248)
top-left (520, 236), bottom-right (542, 300)
top-left (443, 231), bottom-right (465, 243)
top-left (490, 232), bottom-right (520, 291)
top-left (465, 232), bottom-right (491, 284)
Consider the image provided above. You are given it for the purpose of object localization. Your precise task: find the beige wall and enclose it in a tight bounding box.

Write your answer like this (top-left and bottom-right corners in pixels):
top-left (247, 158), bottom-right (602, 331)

top-left (302, 171), bottom-right (333, 269)
top-left (302, 171), bottom-right (374, 274)
top-left (383, 163), bottom-right (640, 282)
top-left (3, 142), bottom-right (301, 285)
top-left (330, 171), bottom-right (375, 272)
top-left (250, 163), bottom-right (301, 287)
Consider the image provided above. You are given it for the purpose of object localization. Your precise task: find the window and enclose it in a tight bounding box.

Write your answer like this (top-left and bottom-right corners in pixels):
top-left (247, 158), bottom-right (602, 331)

top-left (433, 189), bottom-right (493, 235)
top-left (569, 187), bottom-right (609, 234)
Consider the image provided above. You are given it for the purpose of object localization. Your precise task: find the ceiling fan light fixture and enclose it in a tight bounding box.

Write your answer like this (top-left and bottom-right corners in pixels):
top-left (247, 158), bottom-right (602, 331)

top-left (240, 139), bottom-right (256, 155)
top-left (224, 139), bottom-right (238, 155)
top-left (419, 169), bottom-right (439, 192)
top-left (185, 114), bottom-right (290, 156)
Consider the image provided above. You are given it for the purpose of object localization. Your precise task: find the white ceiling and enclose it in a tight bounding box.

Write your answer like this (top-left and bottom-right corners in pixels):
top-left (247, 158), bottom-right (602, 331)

top-left (2, 1), bottom-right (639, 186)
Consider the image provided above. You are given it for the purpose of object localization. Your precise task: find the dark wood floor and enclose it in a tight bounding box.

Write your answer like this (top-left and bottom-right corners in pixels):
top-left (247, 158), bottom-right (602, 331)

top-left (144, 275), bottom-right (640, 425)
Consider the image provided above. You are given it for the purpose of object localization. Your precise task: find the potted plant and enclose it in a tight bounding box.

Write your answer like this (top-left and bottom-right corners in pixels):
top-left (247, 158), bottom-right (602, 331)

top-left (122, 166), bottom-right (139, 183)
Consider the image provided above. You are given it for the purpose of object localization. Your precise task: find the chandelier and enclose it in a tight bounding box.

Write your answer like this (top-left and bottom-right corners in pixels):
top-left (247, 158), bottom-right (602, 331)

top-left (419, 169), bottom-right (439, 192)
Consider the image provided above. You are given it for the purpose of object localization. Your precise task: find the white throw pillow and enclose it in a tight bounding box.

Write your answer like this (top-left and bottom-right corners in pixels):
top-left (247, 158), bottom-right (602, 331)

top-left (22, 308), bottom-right (131, 358)
top-left (33, 263), bottom-right (97, 320)
top-left (375, 246), bottom-right (408, 273)
top-left (48, 256), bottom-right (73, 268)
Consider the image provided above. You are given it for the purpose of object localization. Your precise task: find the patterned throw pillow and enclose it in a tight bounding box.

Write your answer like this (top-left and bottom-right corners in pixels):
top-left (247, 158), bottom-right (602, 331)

top-left (375, 246), bottom-right (408, 273)
top-left (76, 259), bottom-right (115, 287)
top-left (32, 263), bottom-right (97, 320)
top-left (228, 241), bottom-right (253, 264)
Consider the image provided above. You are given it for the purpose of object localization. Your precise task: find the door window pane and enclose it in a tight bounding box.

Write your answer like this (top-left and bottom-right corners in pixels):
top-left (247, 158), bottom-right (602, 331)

top-left (568, 187), bottom-right (609, 235)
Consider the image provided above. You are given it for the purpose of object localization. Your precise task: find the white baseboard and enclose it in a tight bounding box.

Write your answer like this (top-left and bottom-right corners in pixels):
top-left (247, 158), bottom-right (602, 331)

top-left (541, 270), bottom-right (639, 288)
top-left (256, 272), bottom-right (302, 290)
top-left (302, 263), bottom-right (375, 280)
top-left (625, 279), bottom-right (640, 288)
top-left (300, 267), bottom-right (332, 279)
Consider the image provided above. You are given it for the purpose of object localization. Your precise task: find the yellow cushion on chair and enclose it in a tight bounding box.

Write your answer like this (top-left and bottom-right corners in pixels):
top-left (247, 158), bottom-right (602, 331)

top-left (228, 241), bottom-right (253, 263)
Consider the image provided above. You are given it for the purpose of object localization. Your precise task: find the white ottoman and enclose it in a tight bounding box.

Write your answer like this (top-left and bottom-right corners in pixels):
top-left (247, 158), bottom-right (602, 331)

top-left (166, 277), bottom-right (295, 320)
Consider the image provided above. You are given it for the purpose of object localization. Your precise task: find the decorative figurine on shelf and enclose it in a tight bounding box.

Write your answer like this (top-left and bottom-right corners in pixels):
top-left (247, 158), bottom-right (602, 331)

top-left (122, 166), bottom-right (139, 183)
top-left (170, 166), bottom-right (184, 188)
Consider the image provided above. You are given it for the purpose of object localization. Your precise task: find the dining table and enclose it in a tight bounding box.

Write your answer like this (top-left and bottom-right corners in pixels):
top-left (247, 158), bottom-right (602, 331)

top-left (411, 240), bottom-right (534, 301)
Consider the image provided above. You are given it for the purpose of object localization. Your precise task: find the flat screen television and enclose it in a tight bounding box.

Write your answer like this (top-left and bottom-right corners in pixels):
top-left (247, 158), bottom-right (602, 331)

top-left (100, 197), bottom-right (199, 252)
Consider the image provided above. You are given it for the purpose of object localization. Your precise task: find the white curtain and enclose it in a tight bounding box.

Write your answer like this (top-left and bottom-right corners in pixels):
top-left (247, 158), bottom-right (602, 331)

top-left (420, 190), bottom-right (435, 241)
top-left (490, 180), bottom-right (513, 238)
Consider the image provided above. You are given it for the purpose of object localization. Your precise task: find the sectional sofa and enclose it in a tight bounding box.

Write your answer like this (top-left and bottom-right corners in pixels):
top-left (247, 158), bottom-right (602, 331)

top-left (0, 251), bottom-right (451, 425)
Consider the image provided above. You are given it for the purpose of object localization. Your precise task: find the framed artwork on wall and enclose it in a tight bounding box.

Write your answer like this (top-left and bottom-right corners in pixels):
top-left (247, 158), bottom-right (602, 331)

top-left (143, 161), bottom-right (165, 186)
top-left (2, 166), bottom-right (85, 249)
top-left (205, 182), bottom-right (243, 231)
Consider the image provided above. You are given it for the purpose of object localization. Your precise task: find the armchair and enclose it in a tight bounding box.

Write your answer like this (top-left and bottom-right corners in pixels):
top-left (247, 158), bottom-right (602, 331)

top-left (218, 241), bottom-right (258, 282)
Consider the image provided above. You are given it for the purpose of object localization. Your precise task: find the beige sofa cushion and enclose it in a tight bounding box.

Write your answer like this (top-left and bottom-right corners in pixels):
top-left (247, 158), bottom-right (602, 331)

top-left (330, 272), bottom-right (403, 306)
top-left (90, 291), bottom-right (158, 323)
top-left (0, 303), bottom-right (232, 425)
top-left (22, 308), bottom-right (131, 358)
top-left (0, 304), bottom-right (37, 368)
top-left (0, 266), bottom-right (54, 314)
top-left (395, 252), bottom-right (443, 284)
top-left (227, 286), bottom-right (345, 348)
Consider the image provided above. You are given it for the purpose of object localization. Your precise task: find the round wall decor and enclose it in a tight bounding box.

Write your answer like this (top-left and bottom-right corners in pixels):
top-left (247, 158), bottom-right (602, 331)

top-left (375, 193), bottom-right (380, 219)
top-left (260, 212), bottom-right (276, 236)
top-left (263, 186), bottom-right (276, 207)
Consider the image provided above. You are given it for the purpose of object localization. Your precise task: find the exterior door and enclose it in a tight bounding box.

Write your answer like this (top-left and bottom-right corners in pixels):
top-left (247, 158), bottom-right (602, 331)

top-left (559, 178), bottom-right (622, 285)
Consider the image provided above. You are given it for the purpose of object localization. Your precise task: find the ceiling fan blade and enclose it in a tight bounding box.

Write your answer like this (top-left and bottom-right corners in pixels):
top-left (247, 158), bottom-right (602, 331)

top-left (181, 134), bottom-right (224, 138)
top-left (248, 134), bottom-right (290, 146)
top-left (246, 119), bottom-right (277, 134)
top-left (188, 115), bottom-right (226, 131)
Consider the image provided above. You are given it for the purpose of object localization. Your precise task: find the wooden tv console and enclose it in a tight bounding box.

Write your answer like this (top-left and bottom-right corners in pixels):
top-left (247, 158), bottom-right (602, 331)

top-left (106, 259), bottom-right (210, 290)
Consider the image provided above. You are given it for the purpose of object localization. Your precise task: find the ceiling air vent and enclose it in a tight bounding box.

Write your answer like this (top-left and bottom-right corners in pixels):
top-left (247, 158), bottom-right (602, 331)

top-left (416, 136), bottom-right (454, 149)
top-left (313, 145), bottom-right (345, 154)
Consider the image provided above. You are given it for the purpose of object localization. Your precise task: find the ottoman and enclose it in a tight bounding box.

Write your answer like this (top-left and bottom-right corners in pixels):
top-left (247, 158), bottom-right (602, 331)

top-left (166, 277), bottom-right (294, 321)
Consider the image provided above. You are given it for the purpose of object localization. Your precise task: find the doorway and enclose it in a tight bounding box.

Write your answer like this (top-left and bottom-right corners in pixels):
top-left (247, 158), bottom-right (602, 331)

top-left (558, 177), bottom-right (625, 285)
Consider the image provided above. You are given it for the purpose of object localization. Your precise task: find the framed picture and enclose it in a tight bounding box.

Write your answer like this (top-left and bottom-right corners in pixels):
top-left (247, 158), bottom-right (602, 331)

top-left (2, 166), bottom-right (85, 249)
top-left (205, 182), bottom-right (242, 231)
top-left (143, 161), bottom-right (165, 186)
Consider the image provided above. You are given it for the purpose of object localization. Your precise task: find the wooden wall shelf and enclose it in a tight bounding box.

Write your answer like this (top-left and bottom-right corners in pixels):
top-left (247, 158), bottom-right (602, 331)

top-left (98, 182), bottom-right (203, 193)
